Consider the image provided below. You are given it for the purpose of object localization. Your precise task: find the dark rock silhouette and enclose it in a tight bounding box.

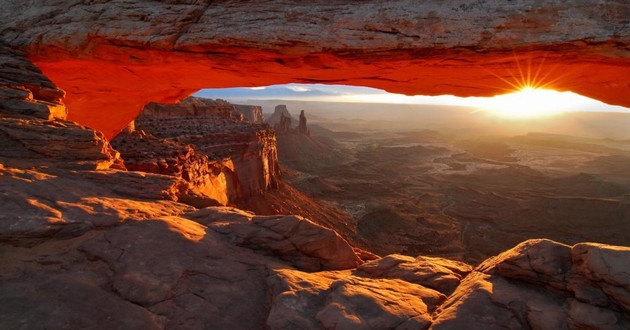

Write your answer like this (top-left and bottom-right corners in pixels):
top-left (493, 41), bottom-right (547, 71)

top-left (273, 112), bottom-right (292, 135)
top-left (298, 110), bottom-right (310, 136)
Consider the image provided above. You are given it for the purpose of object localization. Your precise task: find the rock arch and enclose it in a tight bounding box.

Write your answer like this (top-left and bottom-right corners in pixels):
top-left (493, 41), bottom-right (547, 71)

top-left (1, 0), bottom-right (628, 138)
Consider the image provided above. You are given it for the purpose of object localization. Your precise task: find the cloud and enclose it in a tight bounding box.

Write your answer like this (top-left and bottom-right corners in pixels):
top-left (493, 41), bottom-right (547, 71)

top-left (249, 87), bottom-right (266, 90)
top-left (286, 85), bottom-right (311, 92)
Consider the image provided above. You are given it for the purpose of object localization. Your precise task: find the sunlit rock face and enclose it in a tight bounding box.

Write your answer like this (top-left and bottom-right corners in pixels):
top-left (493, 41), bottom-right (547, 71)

top-left (234, 104), bottom-right (264, 124)
top-left (112, 97), bottom-right (280, 205)
top-left (0, 1), bottom-right (628, 138)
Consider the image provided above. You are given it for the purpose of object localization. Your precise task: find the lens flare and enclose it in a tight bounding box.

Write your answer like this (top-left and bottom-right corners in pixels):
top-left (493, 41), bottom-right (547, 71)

top-left (476, 87), bottom-right (587, 119)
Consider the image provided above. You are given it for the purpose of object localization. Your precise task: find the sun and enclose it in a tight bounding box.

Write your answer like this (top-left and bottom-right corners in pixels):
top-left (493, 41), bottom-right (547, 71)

top-left (476, 87), bottom-right (573, 119)
top-left (474, 53), bottom-right (581, 119)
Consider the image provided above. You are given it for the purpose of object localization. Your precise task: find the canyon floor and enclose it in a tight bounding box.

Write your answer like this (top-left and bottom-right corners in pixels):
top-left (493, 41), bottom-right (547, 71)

top-left (276, 109), bottom-right (630, 265)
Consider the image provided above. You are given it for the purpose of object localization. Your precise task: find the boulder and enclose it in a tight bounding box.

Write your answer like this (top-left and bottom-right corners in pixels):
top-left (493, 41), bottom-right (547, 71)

top-left (184, 207), bottom-right (361, 271)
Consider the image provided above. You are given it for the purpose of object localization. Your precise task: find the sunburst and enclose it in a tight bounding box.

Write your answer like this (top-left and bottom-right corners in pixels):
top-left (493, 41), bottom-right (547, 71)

top-left (477, 52), bottom-right (582, 119)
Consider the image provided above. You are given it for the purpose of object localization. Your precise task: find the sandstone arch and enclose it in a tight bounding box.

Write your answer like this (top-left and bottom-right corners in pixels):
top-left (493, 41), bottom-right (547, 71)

top-left (1, 0), bottom-right (628, 138)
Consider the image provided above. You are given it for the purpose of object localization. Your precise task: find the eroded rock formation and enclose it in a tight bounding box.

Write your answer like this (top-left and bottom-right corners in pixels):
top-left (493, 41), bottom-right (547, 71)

top-left (1, 1), bottom-right (627, 137)
top-left (234, 104), bottom-right (264, 124)
top-left (0, 45), bottom-right (122, 170)
top-left (268, 104), bottom-right (294, 126)
top-left (274, 112), bottom-right (292, 135)
top-left (298, 110), bottom-right (310, 136)
top-left (271, 104), bottom-right (311, 136)
top-left (112, 97), bottom-right (280, 205)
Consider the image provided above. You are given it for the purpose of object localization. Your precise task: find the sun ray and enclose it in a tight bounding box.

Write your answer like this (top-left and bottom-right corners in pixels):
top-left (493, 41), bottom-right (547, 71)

top-left (525, 55), bottom-right (533, 88)
top-left (530, 54), bottom-right (547, 89)
top-left (481, 66), bottom-right (522, 91)
top-left (513, 53), bottom-right (528, 88)
top-left (471, 51), bottom-right (598, 119)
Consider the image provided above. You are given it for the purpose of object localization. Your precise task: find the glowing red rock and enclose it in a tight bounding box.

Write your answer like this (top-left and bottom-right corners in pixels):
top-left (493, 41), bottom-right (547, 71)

top-left (1, 1), bottom-right (627, 137)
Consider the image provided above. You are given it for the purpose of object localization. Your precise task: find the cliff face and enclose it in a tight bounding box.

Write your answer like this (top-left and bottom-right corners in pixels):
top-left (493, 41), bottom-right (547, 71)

top-left (112, 97), bottom-right (280, 205)
top-left (234, 104), bottom-right (264, 124)
top-left (0, 45), bottom-right (122, 171)
top-left (0, 1), bottom-right (627, 137)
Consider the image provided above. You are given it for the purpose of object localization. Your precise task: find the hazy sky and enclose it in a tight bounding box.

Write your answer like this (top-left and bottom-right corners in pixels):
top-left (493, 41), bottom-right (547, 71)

top-left (194, 83), bottom-right (628, 115)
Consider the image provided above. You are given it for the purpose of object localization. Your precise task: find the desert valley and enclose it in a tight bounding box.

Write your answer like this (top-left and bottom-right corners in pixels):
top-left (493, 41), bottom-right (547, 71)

top-left (259, 101), bottom-right (630, 264)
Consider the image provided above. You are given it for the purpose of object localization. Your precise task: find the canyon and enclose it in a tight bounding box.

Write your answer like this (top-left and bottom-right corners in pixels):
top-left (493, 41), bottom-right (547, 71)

top-left (112, 97), bottom-right (280, 206)
top-left (1, 1), bottom-right (630, 329)
top-left (271, 103), bottom-right (630, 265)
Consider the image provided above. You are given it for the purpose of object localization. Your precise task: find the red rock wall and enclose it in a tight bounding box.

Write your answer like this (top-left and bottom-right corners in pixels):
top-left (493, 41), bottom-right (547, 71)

top-left (116, 97), bottom-right (280, 203)
top-left (234, 105), bottom-right (264, 124)
top-left (0, 45), bottom-right (122, 170)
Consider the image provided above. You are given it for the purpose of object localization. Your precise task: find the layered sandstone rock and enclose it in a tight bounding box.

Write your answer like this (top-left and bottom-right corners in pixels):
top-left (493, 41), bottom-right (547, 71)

top-left (234, 104), bottom-right (264, 124)
top-left (186, 207), bottom-right (360, 271)
top-left (0, 165), bottom-right (208, 246)
top-left (0, 44), bottom-right (65, 120)
top-left (274, 112), bottom-right (292, 135)
top-left (111, 130), bottom-right (233, 205)
top-left (0, 1), bottom-right (627, 137)
top-left (112, 97), bottom-right (280, 204)
top-left (0, 44), bottom-right (121, 170)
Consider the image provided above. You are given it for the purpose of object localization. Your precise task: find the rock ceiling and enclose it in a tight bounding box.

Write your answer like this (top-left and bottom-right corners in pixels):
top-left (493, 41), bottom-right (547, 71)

top-left (1, 0), bottom-right (628, 138)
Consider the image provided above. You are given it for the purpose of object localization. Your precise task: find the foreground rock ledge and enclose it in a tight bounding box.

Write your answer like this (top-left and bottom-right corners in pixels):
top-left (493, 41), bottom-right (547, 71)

top-left (1, 1), bottom-right (628, 137)
top-left (2, 197), bottom-right (629, 329)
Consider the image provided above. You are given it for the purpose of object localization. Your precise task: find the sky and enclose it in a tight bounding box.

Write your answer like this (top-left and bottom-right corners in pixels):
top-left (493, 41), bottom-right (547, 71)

top-left (194, 83), bottom-right (629, 118)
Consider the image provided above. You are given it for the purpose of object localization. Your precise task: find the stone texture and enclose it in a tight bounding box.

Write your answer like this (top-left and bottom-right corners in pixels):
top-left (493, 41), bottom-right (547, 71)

top-left (355, 254), bottom-right (472, 295)
top-left (0, 211), bottom-right (439, 330)
top-left (2, 168), bottom-right (630, 330)
top-left (235, 104), bottom-right (264, 123)
top-left (0, 116), bottom-right (122, 170)
top-left (0, 165), bottom-right (214, 245)
top-left (266, 268), bottom-right (442, 330)
top-left (0, 3), bottom-right (629, 328)
top-left (0, 44), bottom-right (66, 121)
top-left (184, 206), bottom-right (360, 271)
top-left (432, 239), bottom-right (630, 329)
top-left (111, 129), bottom-right (233, 205)
top-left (0, 273), bottom-right (162, 330)
top-left (0, 1), bottom-right (627, 137)
top-left (0, 45), bottom-right (122, 170)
